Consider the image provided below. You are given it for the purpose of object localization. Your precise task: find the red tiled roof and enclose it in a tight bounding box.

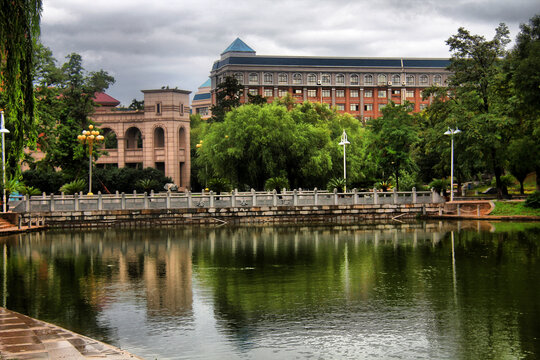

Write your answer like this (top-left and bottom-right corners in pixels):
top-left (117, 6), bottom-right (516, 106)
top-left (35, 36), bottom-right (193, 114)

top-left (94, 92), bottom-right (120, 106)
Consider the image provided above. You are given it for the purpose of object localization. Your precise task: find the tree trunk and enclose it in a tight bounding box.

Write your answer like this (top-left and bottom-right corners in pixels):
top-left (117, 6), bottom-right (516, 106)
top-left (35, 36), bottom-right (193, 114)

top-left (519, 180), bottom-right (524, 195)
top-left (536, 165), bottom-right (540, 192)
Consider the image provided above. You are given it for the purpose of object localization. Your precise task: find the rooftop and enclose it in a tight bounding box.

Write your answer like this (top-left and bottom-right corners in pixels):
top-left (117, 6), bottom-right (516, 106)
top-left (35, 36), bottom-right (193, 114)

top-left (222, 38), bottom-right (256, 55)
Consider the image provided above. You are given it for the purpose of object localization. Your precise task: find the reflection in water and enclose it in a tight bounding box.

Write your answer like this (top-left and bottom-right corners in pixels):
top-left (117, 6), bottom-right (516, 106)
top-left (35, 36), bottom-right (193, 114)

top-left (0, 222), bottom-right (539, 359)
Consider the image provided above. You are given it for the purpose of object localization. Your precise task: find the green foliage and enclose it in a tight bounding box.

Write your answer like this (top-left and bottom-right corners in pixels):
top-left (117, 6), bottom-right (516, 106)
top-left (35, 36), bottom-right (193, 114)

top-left (22, 169), bottom-right (66, 194)
top-left (264, 177), bottom-right (289, 192)
top-left (524, 192), bottom-right (540, 209)
top-left (429, 178), bottom-right (449, 194)
top-left (247, 94), bottom-right (267, 105)
top-left (59, 179), bottom-right (87, 195)
top-left (210, 76), bottom-right (243, 122)
top-left (135, 179), bottom-right (160, 193)
top-left (208, 178), bottom-right (232, 193)
top-left (327, 178), bottom-right (346, 192)
top-left (93, 167), bottom-right (172, 193)
top-left (375, 180), bottom-right (392, 192)
top-left (491, 174), bottom-right (515, 189)
top-left (390, 170), bottom-right (423, 191)
top-left (19, 185), bottom-right (42, 196)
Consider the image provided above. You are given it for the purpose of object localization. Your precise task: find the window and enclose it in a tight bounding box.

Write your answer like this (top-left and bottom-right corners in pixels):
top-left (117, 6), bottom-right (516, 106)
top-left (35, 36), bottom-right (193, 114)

top-left (234, 73), bottom-right (244, 84)
top-left (307, 73), bottom-right (317, 85)
top-left (322, 74), bottom-right (331, 85)
top-left (156, 102), bottom-right (162, 114)
top-left (154, 127), bottom-right (165, 148)
top-left (364, 103), bottom-right (373, 111)
top-left (433, 75), bottom-right (442, 86)
top-left (350, 90), bottom-right (359, 97)
top-left (336, 74), bottom-right (345, 85)
top-left (364, 74), bottom-right (373, 85)
top-left (336, 90), bottom-right (345, 97)
top-left (391, 90), bottom-right (400, 95)
top-left (264, 73), bottom-right (273, 84)
top-left (406, 75), bottom-right (415, 86)
top-left (278, 73), bottom-right (288, 84)
top-left (336, 104), bottom-right (345, 111)
top-left (377, 74), bottom-right (387, 85)
top-left (264, 89), bottom-right (273, 97)
top-left (350, 104), bottom-right (359, 111)
top-left (420, 103), bottom-right (427, 110)
top-left (392, 74), bottom-right (401, 85)
top-left (180, 103), bottom-right (184, 115)
top-left (293, 73), bottom-right (302, 84)
top-left (350, 74), bottom-right (359, 85)
top-left (365, 89), bottom-right (373, 98)
top-left (420, 74), bottom-right (428, 85)
top-left (294, 89), bottom-right (302, 94)
top-left (278, 89), bottom-right (288, 97)
top-left (249, 73), bottom-right (258, 84)
top-left (406, 90), bottom-right (414, 98)
top-left (249, 88), bottom-right (258, 95)
top-left (378, 103), bottom-right (386, 111)
top-left (307, 89), bottom-right (317, 97)
top-left (322, 89), bottom-right (331, 97)
top-left (196, 107), bottom-right (208, 116)
top-left (378, 90), bottom-right (386, 98)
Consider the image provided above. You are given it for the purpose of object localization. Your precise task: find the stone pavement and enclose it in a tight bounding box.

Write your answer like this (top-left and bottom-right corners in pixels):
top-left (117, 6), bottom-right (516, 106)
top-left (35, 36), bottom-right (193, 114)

top-left (0, 308), bottom-right (142, 359)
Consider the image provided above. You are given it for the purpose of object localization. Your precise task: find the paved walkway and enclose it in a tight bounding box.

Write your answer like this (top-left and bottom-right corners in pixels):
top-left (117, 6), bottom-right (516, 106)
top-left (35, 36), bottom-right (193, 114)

top-left (0, 308), bottom-right (141, 359)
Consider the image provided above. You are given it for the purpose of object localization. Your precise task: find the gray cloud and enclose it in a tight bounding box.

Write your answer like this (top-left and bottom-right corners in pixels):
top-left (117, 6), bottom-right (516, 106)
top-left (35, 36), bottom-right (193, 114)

top-left (40, 0), bottom-right (539, 105)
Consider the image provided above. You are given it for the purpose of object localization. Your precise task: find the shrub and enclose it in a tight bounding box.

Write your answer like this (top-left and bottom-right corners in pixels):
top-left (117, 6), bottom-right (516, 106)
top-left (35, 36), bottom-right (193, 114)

top-left (22, 169), bottom-right (65, 194)
top-left (94, 167), bottom-right (172, 193)
top-left (20, 186), bottom-right (42, 196)
top-left (429, 178), bottom-right (449, 194)
top-left (264, 177), bottom-right (289, 192)
top-left (60, 179), bottom-right (87, 194)
top-left (327, 177), bottom-right (346, 192)
top-left (135, 179), bottom-right (160, 193)
top-left (208, 178), bottom-right (232, 193)
top-left (375, 180), bottom-right (392, 192)
top-left (525, 191), bottom-right (540, 209)
top-left (491, 174), bottom-right (516, 188)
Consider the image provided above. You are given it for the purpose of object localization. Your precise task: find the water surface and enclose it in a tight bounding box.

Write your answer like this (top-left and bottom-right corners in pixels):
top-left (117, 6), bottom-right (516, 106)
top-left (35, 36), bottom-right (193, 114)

top-left (1, 221), bottom-right (539, 359)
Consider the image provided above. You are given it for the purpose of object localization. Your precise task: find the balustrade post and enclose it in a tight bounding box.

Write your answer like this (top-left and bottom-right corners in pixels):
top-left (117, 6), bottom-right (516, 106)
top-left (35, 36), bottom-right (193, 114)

top-left (231, 190), bottom-right (236, 207)
top-left (166, 191), bottom-right (171, 209)
top-left (49, 194), bottom-right (55, 212)
top-left (431, 188), bottom-right (436, 203)
top-left (477, 204), bottom-right (481, 217)
top-left (412, 187), bottom-right (417, 204)
top-left (42, 192), bottom-right (46, 199)
top-left (74, 193), bottom-right (80, 211)
top-left (98, 192), bottom-right (103, 210)
top-left (373, 188), bottom-right (378, 205)
top-left (334, 188), bottom-right (338, 205)
top-left (144, 192), bottom-right (149, 209)
top-left (457, 204), bottom-right (461, 216)
top-left (439, 206), bottom-right (443, 215)
top-left (252, 189), bottom-right (257, 206)
top-left (210, 191), bottom-right (215, 208)
top-left (25, 195), bottom-right (30, 212)
top-left (293, 189), bottom-right (298, 206)
top-left (28, 216), bottom-right (32, 228)
top-left (18, 216), bottom-right (22, 229)
top-left (353, 188), bottom-right (358, 205)
top-left (273, 190), bottom-right (277, 206)
top-left (121, 192), bottom-right (126, 210)
top-left (314, 188), bottom-right (318, 206)
top-left (393, 188), bottom-right (398, 204)
top-left (187, 191), bottom-right (193, 208)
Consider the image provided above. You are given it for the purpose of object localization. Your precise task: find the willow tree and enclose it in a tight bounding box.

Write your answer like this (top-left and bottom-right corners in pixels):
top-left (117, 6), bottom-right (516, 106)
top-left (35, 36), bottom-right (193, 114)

top-left (0, 0), bottom-right (43, 175)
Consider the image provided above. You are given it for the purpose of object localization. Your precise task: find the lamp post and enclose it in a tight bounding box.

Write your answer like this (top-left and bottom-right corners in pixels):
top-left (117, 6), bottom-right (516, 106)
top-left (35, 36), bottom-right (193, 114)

top-left (338, 129), bottom-right (350, 192)
top-left (78, 125), bottom-right (104, 195)
top-left (0, 111), bottom-right (10, 213)
top-left (444, 127), bottom-right (461, 202)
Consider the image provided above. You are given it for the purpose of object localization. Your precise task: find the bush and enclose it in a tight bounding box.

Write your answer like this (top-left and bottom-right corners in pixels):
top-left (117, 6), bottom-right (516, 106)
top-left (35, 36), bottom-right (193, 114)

top-left (327, 178), bottom-right (346, 192)
top-left (60, 179), bottom-right (87, 194)
top-left (22, 169), bottom-right (66, 194)
top-left (20, 186), bottom-right (42, 196)
top-left (264, 176), bottom-right (289, 192)
top-left (375, 180), bottom-right (392, 192)
top-left (525, 191), bottom-right (540, 209)
top-left (491, 174), bottom-right (516, 188)
top-left (429, 178), bottom-right (449, 194)
top-left (208, 178), bottom-right (232, 193)
top-left (93, 167), bottom-right (172, 193)
top-left (135, 179), bottom-right (160, 193)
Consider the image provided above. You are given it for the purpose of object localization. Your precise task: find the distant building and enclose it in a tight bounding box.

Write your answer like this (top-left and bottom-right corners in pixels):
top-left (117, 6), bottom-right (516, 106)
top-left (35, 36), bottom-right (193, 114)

top-left (210, 38), bottom-right (451, 120)
top-left (191, 79), bottom-right (212, 119)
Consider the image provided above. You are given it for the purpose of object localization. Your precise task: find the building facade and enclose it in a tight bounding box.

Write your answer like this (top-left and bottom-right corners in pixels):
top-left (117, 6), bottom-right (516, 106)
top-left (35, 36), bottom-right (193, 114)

top-left (92, 88), bottom-right (191, 190)
top-left (210, 38), bottom-right (451, 120)
top-left (191, 79), bottom-right (212, 119)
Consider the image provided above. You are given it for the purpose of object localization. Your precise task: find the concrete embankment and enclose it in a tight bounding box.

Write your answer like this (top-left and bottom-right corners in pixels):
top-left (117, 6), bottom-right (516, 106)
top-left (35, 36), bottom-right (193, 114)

top-left (18, 203), bottom-right (442, 228)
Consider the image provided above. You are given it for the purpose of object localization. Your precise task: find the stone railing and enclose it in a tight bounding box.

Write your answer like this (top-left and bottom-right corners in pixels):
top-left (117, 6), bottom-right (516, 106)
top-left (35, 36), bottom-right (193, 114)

top-left (10, 188), bottom-right (444, 213)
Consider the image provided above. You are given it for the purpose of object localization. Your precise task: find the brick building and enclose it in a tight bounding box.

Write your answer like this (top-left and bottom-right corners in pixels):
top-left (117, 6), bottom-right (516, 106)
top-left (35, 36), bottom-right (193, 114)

top-left (210, 38), bottom-right (451, 120)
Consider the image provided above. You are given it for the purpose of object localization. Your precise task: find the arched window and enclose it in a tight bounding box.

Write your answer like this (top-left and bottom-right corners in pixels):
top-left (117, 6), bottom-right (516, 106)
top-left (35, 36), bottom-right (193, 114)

top-left (350, 74), bottom-right (359, 85)
top-left (234, 73), bottom-right (243, 84)
top-left (336, 74), bottom-right (345, 85)
top-left (364, 74), bottom-right (373, 85)
top-left (154, 127), bottom-right (165, 148)
top-left (307, 73), bottom-right (317, 85)
top-left (420, 74), bottom-right (429, 85)
top-left (322, 74), bottom-right (331, 85)
top-left (292, 73), bottom-right (302, 84)
top-left (264, 73), bottom-right (273, 84)
top-left (178, 126), bottom-right (187, 150)
top-left (433, 75), bottom-right (442, 86)
top-left (125, 127), bottom-right (143, 149)
top-left (392, 74), bottom-right (401, 85)
top-left (377, 74), bottom-right (387, 85)
top-left (278, 73), bottom-right (288, 84)
top-left (406, 74), bottom-right (415, 86)
top-left (102, 128), bottom-right (117, 149)
top-left (249, 73), bottom-right (258, 84)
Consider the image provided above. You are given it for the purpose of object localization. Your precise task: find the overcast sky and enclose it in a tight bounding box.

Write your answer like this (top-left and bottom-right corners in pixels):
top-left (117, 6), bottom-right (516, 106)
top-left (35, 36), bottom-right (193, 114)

top-left (40, 0), bottom-right (540, 106)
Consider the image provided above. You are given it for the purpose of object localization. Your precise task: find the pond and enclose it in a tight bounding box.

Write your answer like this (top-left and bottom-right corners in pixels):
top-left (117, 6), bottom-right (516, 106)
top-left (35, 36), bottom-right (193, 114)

top-left (1, 221), bottom-right (539, 359)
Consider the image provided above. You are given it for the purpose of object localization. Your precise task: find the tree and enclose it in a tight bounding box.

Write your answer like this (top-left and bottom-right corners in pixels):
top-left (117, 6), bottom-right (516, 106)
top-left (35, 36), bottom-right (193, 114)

top-left (445, 24), bottom-right (513, 199)
top-left (247, 94), bottom-right (267, 105)
top-left (0, 0), bottom-right (43, 176)
top-left (507, 138), bottom-right (535, 194)
top-left (128, 99), bottom-right (144, 110)
top-left (210, 76), bottom-right (243, 122)
top-left (370, 102), bottom-right (419, 191)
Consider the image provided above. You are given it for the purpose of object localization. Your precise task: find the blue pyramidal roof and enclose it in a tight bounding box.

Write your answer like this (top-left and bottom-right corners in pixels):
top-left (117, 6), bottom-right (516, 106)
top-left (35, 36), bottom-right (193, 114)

top-left (199, 79), bottom-right (211, 88)
top-left (222, 38), bottom-right (255, 55)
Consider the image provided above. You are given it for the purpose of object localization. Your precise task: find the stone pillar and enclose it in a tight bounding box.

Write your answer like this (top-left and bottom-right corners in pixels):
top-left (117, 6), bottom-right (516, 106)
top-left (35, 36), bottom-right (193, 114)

top-left (373, 188), bottom-right (378, 205)
top-left (412, 187), bottom-right (417, 204)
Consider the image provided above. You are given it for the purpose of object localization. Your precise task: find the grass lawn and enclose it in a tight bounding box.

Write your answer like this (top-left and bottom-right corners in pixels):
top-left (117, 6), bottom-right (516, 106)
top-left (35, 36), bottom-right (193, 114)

top-left (490, 201), bottom-right (540, 217)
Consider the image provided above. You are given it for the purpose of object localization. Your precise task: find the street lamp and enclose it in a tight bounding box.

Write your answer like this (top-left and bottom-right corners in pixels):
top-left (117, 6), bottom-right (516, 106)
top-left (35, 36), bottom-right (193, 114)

top-left (444, 127), bottom-right (461, 202)
top-left (338, 129), bottom-right (350, 192)
top-left (0, 111), bottom-right (10, 213)
top-left (78, 125), bottom-right (104, 195)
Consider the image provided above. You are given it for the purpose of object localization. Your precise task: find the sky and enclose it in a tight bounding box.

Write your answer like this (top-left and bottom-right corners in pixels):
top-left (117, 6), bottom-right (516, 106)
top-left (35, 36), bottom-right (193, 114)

top-left (40, 0), bottom-right (540, 106)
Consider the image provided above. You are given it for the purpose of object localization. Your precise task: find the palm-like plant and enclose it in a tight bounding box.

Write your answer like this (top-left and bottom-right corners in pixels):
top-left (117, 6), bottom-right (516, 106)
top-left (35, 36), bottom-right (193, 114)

top-left (327, 177), bottom-right (346, 192)
top-left (264, 176), bottom-right (289, 192)
top-left (135, 178), bottom-right (159, 193)
top-left (59, 179), bottom-right (87, 195)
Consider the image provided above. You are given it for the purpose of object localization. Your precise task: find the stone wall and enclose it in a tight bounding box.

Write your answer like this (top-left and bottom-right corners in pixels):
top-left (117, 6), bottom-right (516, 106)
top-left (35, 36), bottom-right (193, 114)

top-left (24, 203), bottom-right (443, 229)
